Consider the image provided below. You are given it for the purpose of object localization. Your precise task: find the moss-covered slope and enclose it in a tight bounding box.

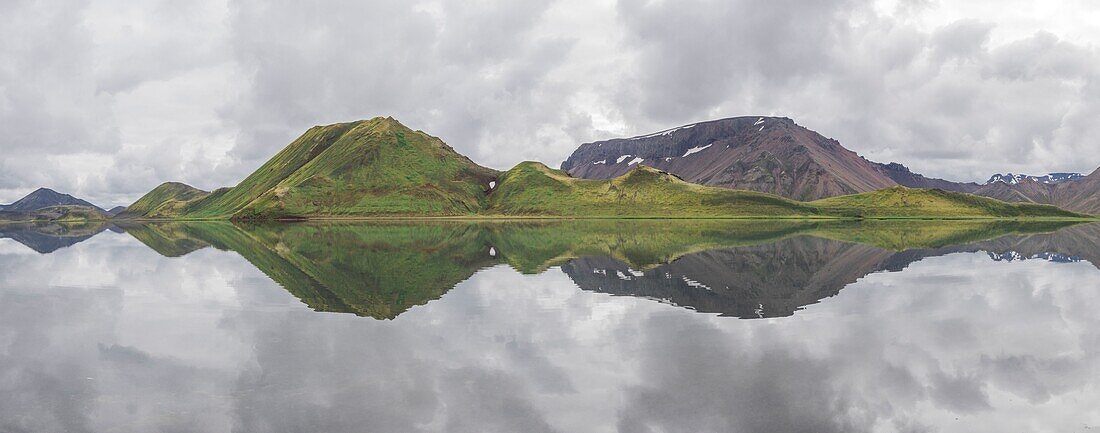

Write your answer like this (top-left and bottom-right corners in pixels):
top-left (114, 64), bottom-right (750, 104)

top-left (811, 186), bottom-right (1083, 219)
top-left (485, 162), bottom-right (823, 217)
top-left (118, 182), bottom-right (210, 219)
top-left (185, 117), bottom-right (498, 220)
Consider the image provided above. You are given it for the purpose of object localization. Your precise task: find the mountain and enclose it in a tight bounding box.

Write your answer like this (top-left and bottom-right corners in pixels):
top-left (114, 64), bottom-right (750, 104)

top-left (986, 172), bottom-right (1084, 185)
top-left (487, 162), bottom-right (1082, 219)
top-left (117, 182), bottom-right (209, 219)
top-left (560, 117), bottom-right (899, 201)
top-left (874, 162), bottom-right (980, 192)
top-left (0, 222), bottom-right (111, 253)
top-left (180, 117), bottom-right (498, 220)
top-left (972, 168), bottom-right (1100, 215)
top-left (105, 206), bottom-right (128, 217)
top-left (1, 188), bottom-right (101, 212)
top-left (560, 116), bottom-right (1099, 214)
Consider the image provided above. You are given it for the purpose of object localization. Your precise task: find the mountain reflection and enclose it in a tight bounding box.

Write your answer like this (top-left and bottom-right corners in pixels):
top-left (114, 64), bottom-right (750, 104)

top-left (6, 219), bottom-right (1096, 319)
top-left (0, 221), bottom-right (113, 253)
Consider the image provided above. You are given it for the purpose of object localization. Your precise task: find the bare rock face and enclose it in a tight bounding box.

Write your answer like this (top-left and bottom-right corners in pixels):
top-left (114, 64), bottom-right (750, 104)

top-left (561, 117), bottom-right (897, 201)
top-left (874, 162), bottom-right (980, 193)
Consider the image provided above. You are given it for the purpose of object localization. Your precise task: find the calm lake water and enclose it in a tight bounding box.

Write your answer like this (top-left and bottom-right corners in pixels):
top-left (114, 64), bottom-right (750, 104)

top-left (1, 220), bottom-right (1098, 432)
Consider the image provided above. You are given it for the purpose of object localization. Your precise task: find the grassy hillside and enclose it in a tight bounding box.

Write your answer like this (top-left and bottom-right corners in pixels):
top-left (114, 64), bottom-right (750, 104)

top-left (485, 162), bottom-right (824, 217)
top-left (118, 182), bottom-right (209, 219)
top-left (185, 117), bottom-right (498, 220)
top-left (811, 186), bottom-right (1084, 219)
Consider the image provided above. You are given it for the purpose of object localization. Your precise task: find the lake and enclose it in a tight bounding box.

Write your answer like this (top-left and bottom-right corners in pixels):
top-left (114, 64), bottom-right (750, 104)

top-left (1, 220), bottom-right (1098, 432)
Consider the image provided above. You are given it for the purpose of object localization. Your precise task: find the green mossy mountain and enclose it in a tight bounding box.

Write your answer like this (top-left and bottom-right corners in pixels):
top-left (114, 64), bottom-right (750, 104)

top-left (118, 182), bottom-right (209, 219)
top-left (188, 117), bottom-right (498, 219)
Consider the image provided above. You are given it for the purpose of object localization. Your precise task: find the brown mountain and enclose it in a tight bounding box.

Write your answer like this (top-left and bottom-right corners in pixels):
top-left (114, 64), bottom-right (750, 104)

top-left (874, 162), bottom-right (980, 192)
top-left (561, 116), bottom-right (1097, 211)
top-left (973, 167), bottom-right (1100, 215)
top-left (560, 117), bottom-right (897, 201)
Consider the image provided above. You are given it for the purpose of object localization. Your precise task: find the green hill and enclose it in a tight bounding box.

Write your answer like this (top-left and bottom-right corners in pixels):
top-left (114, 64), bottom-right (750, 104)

top-left (484, 163), bottom-right (1086, 219)
top-left (117, 182), bottom-right (209, 219)
top-left (183, 117), bottom-right (498, 220)
top-left (485, 162), bottom-right (823, 217)
top-left (811, 186), bottom-right (1083, 219)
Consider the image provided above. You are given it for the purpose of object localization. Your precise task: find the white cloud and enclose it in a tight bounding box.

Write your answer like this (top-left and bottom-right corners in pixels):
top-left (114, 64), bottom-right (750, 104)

top-left (1, 0), bottom-right (1099, 205)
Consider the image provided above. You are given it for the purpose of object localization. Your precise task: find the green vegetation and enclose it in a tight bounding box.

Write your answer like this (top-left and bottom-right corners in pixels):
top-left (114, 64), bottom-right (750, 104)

top-left (485, 162), bottom-right (824, 218)
top-left (118, 182), bottom-right (209, 219)
top-left (182, 117), bottom-right (497, 220)
top-left (811, 186), bottom-right (1083, 219)
top-left (484, 163), bottom-right (1086, 220)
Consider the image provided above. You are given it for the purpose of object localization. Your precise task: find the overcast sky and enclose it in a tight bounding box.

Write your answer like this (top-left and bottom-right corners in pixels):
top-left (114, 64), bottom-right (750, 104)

top-left (2, 0), bottom-right (1099, 206)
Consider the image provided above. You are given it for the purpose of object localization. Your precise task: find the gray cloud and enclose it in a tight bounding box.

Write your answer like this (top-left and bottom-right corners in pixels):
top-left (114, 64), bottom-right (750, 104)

top-left (1, 0), bottom-right (1099, 206)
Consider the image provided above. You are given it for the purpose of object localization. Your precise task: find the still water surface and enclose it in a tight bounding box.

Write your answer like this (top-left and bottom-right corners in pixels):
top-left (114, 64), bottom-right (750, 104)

top-left (1, 220), bottom-right (1098, 432)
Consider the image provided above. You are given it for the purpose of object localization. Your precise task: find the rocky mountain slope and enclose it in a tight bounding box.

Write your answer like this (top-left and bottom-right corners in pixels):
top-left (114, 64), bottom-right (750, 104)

top-left (973, 168), bottom-right (1100, 214)
top-left (561, 116), bottom-right (1099, 213)
top-left (561, 117), bottom-right (899, 200)
top-left (874, 162), bottom-right (980, 192)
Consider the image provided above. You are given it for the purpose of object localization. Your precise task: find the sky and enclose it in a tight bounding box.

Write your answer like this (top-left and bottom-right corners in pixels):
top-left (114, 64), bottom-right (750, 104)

top-left (2, 0), bottom-right (1099, 207)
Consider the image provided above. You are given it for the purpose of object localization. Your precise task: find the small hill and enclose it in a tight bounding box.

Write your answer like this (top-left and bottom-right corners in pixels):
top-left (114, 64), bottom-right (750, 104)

top-left (2, 188), bottom-right (102, 212)
top-left (485, 162), bottom-right (822, 217)
top-left (186, 117), bottom-right (498, 219)
top-left (117, 182), bottom-right (210, 219)
top-left (560, 117), bottom-right (898, 201)
top-left (105, 206), bottom-right (128, 217)
top-left (811, 186), bottom-right (1084, 219)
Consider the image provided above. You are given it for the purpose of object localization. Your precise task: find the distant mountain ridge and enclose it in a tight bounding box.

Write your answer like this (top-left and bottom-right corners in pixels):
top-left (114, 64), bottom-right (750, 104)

top-left (560, 116), bottom-right (1099, 214)
top-left (986, 172), bottom-right (1084, 185)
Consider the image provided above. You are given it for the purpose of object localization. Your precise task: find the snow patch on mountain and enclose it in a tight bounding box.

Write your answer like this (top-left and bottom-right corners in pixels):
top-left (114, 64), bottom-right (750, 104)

top-left (681, 143), bottom-right (712, 157)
